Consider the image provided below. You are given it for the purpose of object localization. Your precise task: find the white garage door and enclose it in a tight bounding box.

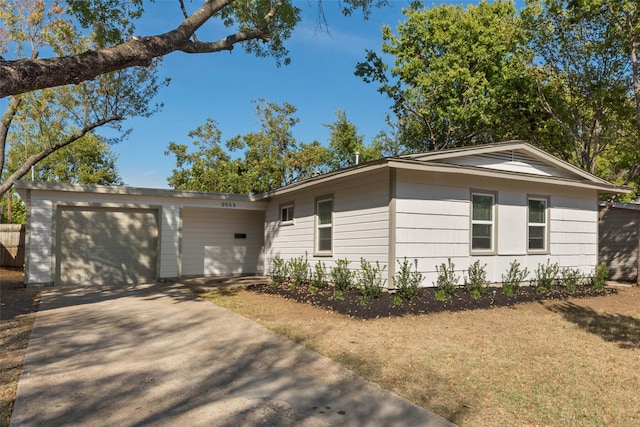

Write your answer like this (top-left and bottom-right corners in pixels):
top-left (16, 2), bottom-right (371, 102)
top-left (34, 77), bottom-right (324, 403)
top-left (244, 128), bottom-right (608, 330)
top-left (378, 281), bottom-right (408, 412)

top-left (182, 207), bottom-right (264, 276)
top-left (56, 207), bottom-right (159, 285)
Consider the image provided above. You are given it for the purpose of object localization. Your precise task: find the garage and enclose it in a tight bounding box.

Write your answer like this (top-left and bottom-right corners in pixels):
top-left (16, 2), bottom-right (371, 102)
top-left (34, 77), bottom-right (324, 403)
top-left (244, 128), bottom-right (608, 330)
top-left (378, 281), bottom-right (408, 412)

top-left (56, 207), bottom-right (159, 285)
top-left (182, 207), bottom-right (264, 276)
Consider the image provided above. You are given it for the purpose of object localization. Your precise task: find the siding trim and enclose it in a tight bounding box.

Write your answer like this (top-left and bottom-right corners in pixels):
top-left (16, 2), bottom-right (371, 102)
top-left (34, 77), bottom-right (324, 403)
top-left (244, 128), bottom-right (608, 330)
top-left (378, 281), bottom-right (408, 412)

top-left (388, 168), bottom-right (396, 287)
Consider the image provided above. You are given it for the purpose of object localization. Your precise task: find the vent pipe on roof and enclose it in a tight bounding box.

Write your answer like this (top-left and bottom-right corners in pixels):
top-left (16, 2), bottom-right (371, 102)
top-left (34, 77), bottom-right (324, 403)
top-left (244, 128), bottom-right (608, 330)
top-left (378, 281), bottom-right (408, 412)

top-left (355, 151), bottom-right (360, 165)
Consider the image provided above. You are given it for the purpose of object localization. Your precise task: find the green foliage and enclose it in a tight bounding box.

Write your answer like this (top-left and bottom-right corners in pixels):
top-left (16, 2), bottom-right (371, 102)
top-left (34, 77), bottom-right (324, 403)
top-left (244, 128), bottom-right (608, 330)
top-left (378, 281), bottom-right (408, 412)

top-left (533, 260), bottom-right (559, 293)
top-left (288, 253), bottom-right (310, 288)
top-left (560, 267), bottom-right (584, 292)
top-left (357, 258), bottom-right (387, 303)
top-left (32, 134), bottom-right (123, 185)
top-left (501, 260), bottom-right (529, 297)
top-left (591, 262), bottom-right (608, 291)
top-left (392, 294), bottom-right (403, 307)
top-left (166, 101), bottom-right (326, 194)
top-left (394, 257), bottom-right (423, 301)
top-left (311, 261), bottom-right (329, 290)
top-left (270, 256), bottom-right (289, 286)
top-left (331, 258), bottom-right (353, 292)
top-left (356, 0), bottom-right (534, 152)
top-left (434, 258), bottom-right (459, 300)
top-left (464, 260), bottom-right (488, 300)
top-left (333, 290), bottom-right (345, 301)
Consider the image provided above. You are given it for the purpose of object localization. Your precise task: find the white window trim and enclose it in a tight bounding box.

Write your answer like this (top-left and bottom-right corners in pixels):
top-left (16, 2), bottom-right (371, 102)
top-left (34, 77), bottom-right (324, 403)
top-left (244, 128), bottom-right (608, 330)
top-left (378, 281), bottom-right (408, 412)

top-left (470, 191), bottom-right (496, 254)
top-left (315, 196), bottom-right (333, 256)
top-left (527, 196), bottom-right (549, 253)
top-left (280, 203), bottom-right (294, 225)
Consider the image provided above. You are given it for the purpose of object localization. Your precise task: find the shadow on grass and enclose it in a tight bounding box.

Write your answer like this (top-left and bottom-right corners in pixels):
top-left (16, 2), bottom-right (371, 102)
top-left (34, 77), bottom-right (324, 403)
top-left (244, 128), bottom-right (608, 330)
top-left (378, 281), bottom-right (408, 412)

top-left (547, 302), bottom-right (640, 349)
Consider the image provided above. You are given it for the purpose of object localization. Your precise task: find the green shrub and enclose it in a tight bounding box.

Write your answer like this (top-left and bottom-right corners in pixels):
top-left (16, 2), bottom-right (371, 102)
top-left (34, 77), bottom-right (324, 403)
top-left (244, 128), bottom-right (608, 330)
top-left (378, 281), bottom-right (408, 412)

top-left (289, 253), bottom-right (310, 288)
top-left (434, 258), bottom-right (459, 300)
top-left (358, 258), bottom-right (387, 303)
top-left (394, 258), bottom-right (423, 301)
top-left (533, 260), bottom-right (559, 293)
top-left (311, 261), bottom-right (329, 290)
top-left (464, 260), bottom-right (488, 300)
top-left (270, 256), bottom-right (289, 285)
top-left (331, 258), bottom-right (353, 291)
top-left (591, 262), bottom-right (608, 290)
top-left (501, 260), bottom-right (529, 296)
top-left (561, 267), bottom-right (584, 292)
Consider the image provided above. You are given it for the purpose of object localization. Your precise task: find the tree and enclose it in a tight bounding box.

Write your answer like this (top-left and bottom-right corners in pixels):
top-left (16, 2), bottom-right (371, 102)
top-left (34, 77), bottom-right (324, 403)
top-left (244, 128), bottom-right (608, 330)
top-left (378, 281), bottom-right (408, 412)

top-left (323, 109), bottom-right (384, 169)
top-left (13, 134), bottom-right (123, 185)
top-left (522, 0), bottom-right (636, 177)
top-left (0, 0), bottom-right (386, 98)
top-left (355, 0), bottom-right (537, 152)
top-left (166, 100), bottom-right (326, 194)
top-left (0, 0), bottom-right (165, 197)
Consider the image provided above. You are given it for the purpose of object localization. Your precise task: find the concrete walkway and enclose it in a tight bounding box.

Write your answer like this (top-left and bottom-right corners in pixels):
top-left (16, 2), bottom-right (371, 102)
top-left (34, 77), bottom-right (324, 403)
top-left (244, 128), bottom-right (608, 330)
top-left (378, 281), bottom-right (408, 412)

top-left (10, 282), bottom-right (453, 427)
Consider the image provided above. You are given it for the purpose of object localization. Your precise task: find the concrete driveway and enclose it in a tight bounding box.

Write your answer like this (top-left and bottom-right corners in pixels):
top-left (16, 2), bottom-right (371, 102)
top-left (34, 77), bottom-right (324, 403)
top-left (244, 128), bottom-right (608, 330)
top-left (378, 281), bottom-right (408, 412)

top-left (10, 281), bottom-right (453, 427)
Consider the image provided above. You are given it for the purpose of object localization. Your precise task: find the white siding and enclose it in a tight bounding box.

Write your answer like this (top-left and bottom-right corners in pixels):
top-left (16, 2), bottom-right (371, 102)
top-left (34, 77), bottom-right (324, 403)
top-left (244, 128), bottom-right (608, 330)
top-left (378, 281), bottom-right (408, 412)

top-left (25, 200), bottom-right (54, 284)
top-left (160, 205), bottom-right (180, 278)
top-left (439, 151), bottom-right (577, 178)
top-left (182, 207), bottom-right (264, 275)
top-left (264, 169), bottom-right (390, 277)
top-left (394, 169), bottom-right (599, 286)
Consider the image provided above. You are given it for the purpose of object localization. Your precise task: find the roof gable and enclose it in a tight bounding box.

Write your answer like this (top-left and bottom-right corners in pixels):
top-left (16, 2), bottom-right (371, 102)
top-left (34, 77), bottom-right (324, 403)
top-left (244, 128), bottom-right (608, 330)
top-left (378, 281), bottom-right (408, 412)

top-left (401, 141), bottom-right (609, 184)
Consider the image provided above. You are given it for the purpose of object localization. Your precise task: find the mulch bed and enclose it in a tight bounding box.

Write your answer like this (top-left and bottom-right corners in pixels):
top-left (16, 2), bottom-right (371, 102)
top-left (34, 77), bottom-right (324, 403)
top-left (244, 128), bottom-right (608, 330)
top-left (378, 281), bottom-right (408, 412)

top-left (249, 283), bottom-right (618, 319)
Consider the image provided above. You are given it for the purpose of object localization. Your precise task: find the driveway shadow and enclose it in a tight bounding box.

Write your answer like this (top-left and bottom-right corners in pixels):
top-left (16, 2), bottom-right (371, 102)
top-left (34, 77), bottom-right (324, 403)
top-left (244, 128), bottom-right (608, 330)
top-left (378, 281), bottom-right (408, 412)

top-left (546, 302), bottom-right (640, 349)
top-left (11, 282), bottom-right (453, 426)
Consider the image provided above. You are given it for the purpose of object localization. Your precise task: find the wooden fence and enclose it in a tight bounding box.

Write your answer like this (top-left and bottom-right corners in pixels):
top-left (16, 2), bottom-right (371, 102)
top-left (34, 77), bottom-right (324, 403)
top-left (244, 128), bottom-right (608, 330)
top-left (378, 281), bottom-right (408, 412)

top-left (0, 224), bottom-right (25, 268)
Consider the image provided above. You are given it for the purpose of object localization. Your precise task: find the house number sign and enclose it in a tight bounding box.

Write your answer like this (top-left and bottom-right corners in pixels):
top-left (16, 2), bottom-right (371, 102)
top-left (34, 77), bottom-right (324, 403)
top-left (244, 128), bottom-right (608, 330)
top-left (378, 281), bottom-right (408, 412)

top-left (221, 202), bottom-right (237, 208)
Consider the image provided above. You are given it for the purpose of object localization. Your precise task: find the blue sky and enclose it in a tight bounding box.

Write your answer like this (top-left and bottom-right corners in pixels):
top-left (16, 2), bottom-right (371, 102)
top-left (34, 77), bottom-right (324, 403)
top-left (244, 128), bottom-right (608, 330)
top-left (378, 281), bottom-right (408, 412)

top-left (6, 1), bottom-right (525, 189)
top-left (115, 1), bottom-right (411, 188)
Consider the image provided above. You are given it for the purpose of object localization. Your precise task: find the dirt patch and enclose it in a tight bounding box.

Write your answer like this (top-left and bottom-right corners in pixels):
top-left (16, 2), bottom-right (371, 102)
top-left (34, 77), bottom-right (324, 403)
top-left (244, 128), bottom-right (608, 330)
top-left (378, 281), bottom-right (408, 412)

top-left (249, 282), bottom-right (619, 319)
top-left (1, 268), bottom-right (40, 427)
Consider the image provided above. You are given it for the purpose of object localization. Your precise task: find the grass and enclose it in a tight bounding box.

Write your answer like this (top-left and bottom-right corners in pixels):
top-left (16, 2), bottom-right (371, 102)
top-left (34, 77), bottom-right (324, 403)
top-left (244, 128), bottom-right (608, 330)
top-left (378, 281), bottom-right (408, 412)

top-left (200, 286), bottom-right (640, 426)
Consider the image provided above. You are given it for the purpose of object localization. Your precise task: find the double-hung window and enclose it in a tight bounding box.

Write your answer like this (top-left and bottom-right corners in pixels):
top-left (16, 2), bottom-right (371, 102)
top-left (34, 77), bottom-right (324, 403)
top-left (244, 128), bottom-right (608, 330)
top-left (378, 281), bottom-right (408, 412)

top-left (471, 192), bottom-right (495, 252)
top-left (280, 204), bottom-right (294, 225)
top-left (528, 197), bottom-right (548, 252)
top-left (315, 197), bottom-right (333, 255)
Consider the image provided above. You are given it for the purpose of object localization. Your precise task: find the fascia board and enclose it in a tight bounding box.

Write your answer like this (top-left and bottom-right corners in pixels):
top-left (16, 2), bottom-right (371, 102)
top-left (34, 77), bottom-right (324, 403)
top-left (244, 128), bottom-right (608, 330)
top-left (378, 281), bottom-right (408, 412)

top-left (13, 180), bottom-right (259, 202)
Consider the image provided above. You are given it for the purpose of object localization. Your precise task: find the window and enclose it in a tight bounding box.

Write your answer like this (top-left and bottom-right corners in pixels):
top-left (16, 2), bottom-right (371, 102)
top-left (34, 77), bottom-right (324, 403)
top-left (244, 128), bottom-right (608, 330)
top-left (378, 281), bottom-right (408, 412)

top-left (471, 193), bottom-right (495, 252)
top-left (315, 197), bottom-right (333, 254)
top-left (528, 197), bottom-right (548, 251)
top-left (280, 204), bottom-right (294, 224)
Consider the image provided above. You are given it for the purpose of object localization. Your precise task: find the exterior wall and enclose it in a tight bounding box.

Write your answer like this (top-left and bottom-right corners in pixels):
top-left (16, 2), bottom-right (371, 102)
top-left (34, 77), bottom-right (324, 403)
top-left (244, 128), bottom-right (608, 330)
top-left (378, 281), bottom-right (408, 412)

top-left (25, 198), bottom-right (54, 284)
top-left (182, 207), bottom-right (264, 275)
top-left (394, 169), bottom-right (599, 286)
top-left (599, 207), bottom-right (639, 283)
top-left (264, 169), bottom-right (390, 280)
top-left (21, 186), bottom-right (266, 285)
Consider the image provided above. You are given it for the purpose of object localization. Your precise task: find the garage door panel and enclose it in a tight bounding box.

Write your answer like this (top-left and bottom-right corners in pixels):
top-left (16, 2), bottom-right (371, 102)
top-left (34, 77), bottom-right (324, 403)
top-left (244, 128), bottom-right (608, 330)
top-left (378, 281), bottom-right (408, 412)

top-left (57, 208), bottom-right (158, 285)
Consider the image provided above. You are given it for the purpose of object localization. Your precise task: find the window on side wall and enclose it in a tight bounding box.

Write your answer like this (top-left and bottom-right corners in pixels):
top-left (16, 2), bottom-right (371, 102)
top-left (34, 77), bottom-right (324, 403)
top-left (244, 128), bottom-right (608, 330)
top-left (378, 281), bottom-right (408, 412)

top-left (471, 192), bottom-right (495, 253)
top-left (280, 203), bottom-right (294, 225)
top-left (315, 197), bottom-right (333, 255)
top-left (528, 197), bottom-right (548, 252)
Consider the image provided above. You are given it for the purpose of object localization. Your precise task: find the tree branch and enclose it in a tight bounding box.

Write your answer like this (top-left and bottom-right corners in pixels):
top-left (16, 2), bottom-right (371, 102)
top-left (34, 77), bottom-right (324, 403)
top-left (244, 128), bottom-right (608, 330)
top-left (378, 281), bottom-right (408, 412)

top-left (0, 96), bottom-right (23, 174)
top-left (0, 0), bottom-right (288, 97)
top-left (0, 115), bottom-right (123, 196)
